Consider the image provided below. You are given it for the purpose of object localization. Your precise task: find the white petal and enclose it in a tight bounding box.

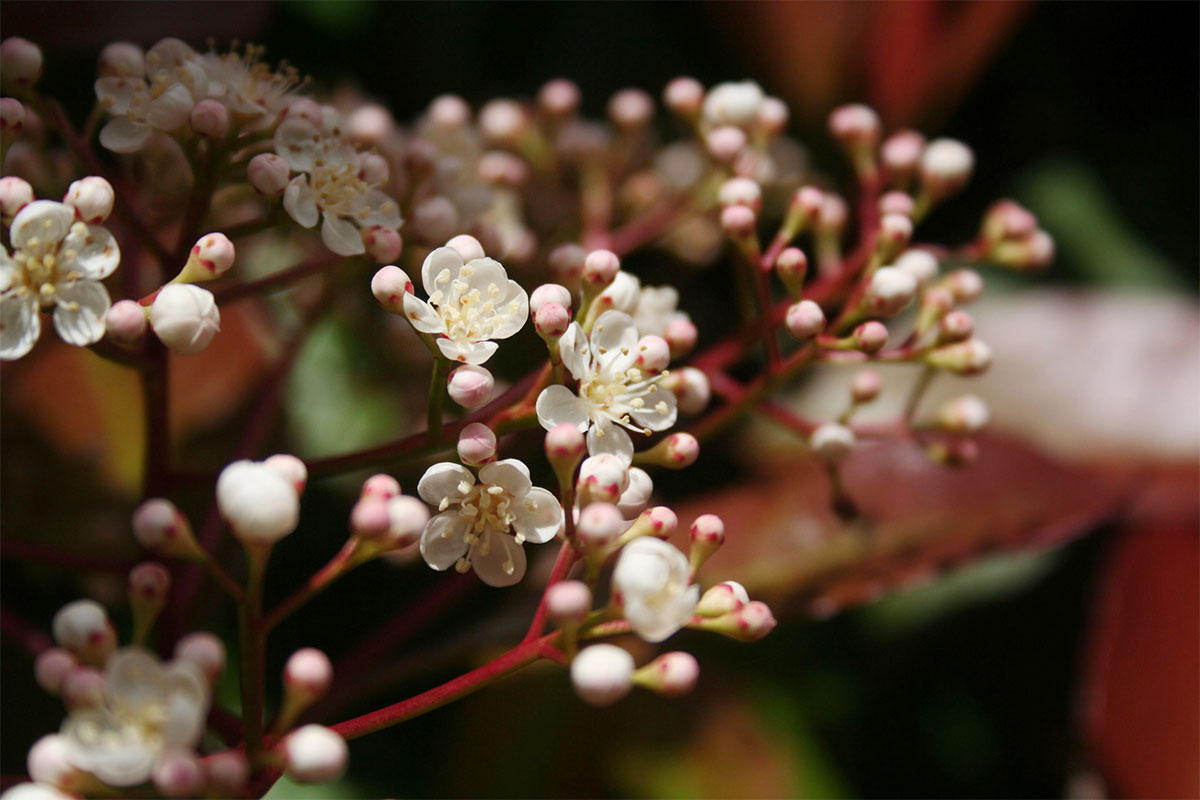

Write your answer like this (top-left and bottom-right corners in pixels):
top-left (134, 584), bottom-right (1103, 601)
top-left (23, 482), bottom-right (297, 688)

top-left (99, 117), bottom-right (153, 153)
top-left (510, 487), bottom-right (563, 545)
top-left (360, 189), bottom-right (403, 229)
top-left (401, 293), bottom-right (446, 335)
top-left (459, 257), bottom-right (508, 295)
top-left (421, 246), bottom-right (465, 297)
top-left (587, 419), bottom-right (634, 463)
top-left (478, 459), bottom-right (532, 497)
top-left (419, 512), bottom-right (470, 571)
top-left (61, 224), bottom-right (120, 280)
top-left (535, 384), bottom-right (590, 431)
top-left (320, 214), bottom-right (365, 256)
top-left (53, 281), bottom-right (111, 346)
top-left (592, 310), bottom-right (639, 375)
top-left (94, 77), bottom-right (141, 114)
top-left (0, 248), bottom-right (17, 292)
top-left (557, 322), bottom-right (591, 380)
top-left (486, 280), bottom-right (529, 340)
top-left (436, 337), bottom-right (497, 365)
top-left (274, 118), bottom-right (320, 173)
top-left (11, 200), bottom-right (75, 250)
top-left (417, 462), bottom-right (474, 506)
top-left (469, 529), bottom-right (527, 587)
top-left (283, 176), bottom-right (319, 229)
top-left (629, 387), bottom-right (678, 431)
top-left (0, 292), bottom-right (40, 360)
top-left (145, 83), bottom-right (193, 131)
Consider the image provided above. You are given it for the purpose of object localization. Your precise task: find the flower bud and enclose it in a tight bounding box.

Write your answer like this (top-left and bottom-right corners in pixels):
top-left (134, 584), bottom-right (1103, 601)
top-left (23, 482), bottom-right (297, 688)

top-left (582, 249), bottom-right (620, 290)
top-left (637, 432), bottom-right (699, 469)
top-left (346, 104), bottom-right (395, 147)
top-left (548, 243), bottom-right (586, 291)
top-left (703, 81), bottom-right (764, 127)
top-left (132, 497), bottom-right (200, 559)
top-left (578, 453), bottom-right (629, 505)
top-left (284, 647), bottom-right (333, 701)
top-left (61, 666), bottom-right (105, 709)
top-left (534, 302), bottom-right (571, 339)
top-left (718, 177), bottom-right (762, 211)
top-left (28, 734), bottom-right (87, 791)
top-left (371, 265), bottom-right (414, 314)
top-left (248, 152), bottom-right (290, 195)
top-left (991, 229), bottom-right (1055, 271)
top-left (204, 752), bottom-right (249, 799)
top-left (663, 77), bottom-right (704, 119)
top-left (478, 99), bottom-right (529, 146)
top-left (756, 96), bottom-right (789, 136)
top-left (34, 648), bottom-right (77, 695)
top-left (620, 506), bottom-right (678, 543)
top-left (361, 474), bottom-right (400, 501)
top-left (696, 580), bottom-right (749, 617)
top-left (595, 271), bottom-right (641, 315)
top-left (924, 339), bottom-right (993, 375)
top-left (530, 283), bottom-right (572, 314)
top-left (920, 138), bottom-right (974, 199)
top-left (427, 94), bottom-right (471, 131)
top-left (893, 249), bottom-right (939, 288)
top-left (706, 126), bottom-right (746, 163)
top-left (446, 234), bottom-right (486, 262)
top-left (447, 364), bottom-right (494, 408)
top-left (150, 284), bottom-right (221, 355)
top-left (617, 467), bottom-right (654, 518)
top-left (864, 266), bottom-right (917, 316)
top-left (634, 651), bottom-right (699, 697)
top-left (0, 175), bottom-right (33, 220)
top-left (829, 103), bottom-right (881, 146)
top-left (878, 213), bottom-right (913, 254)
top-left (608, 88), bottom-right (654, 130)
top-left (538, 79), bottom-right (581, 118)
top-left (663, 318), bottom-right (697, 358)
top-left (456, 422), bottom-right (497, 467)
top-left (661, 366), bottom-right (708, 416)
top-left (577, 502), bottom-right (625, 549)
top-left (728, 601), bottom-right (777, 641)
top-left (916, 286), bottom-right (955, 333)
top-left (63, 176), bottom-right (114, 224)
top-left (936, 394), bottom-right (990, 434)
top-left (880, 130), bottom-right (925, 179)
top-left (850, 369), bottom-right (882, 404)
top-left (878, 190), bottom-right (915, 218)
top-left (1, 38), bottom-right (43, 89)
top-left (152, 749), bottom-right (205, 799)
top-left (411, 196), bottom-right (458, 243)
top-left (98, 42), bottom-right (145, 78)
top-left (264, 453), bottom-right (307, 495)
top-left (937, 309), bottom-right (974, 343)
top-left (571, 644), bottom-right (635, 707)
top-left (546, 580), bottom-right (592, 626)
top-left (53, 601), bottom-right (116, 666)
top-left (216, 459), bottom-right (300, 545)
top-left (944, 268), bottom-right (984, 304)
top-left (982, 199), bottom-right (1038, 243)
top-left (189, 98), bottom-right (229, 138)
top-left (105, 299), bottom-right (148, 342)
top-left (285, 725), bottom-right (349, 784)
top-left (359, 152), bottom-right (390, 186)
top-left (350, 497), bottom-right (391, 539)
top-left (816, 194), bottom-right (848, 235)
top-left (635, 335), bottom-right (670, 374)
top-left (785, 299), bottom-right (825, 341)
top-left (775, 247), bottom-right (809, 298)
top-left (128, 562), bottom-right (170, 638)
top-left (177, 232), bottom-right (235, 282)
top-left (720, 204), bottom-right (757, 238)
top-left (362, 226), bottom-right (403, 264)
top-left (853, 320), bottom-right (889, 354)
top-left (545, 423), bottom-right (586, 476)
top-left (174, 632), bottom-right (226, 683)
top-left (384, 495), bottom-right (429, 550)
top-left (810, 422), bottom-right (855, 460)
top-left (688, 513), bottom-right (725, 571)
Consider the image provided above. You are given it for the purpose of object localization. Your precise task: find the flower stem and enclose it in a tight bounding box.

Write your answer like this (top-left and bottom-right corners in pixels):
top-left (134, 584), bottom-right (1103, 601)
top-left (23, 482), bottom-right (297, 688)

top-left (261, 539), bottom-right (364, 632)
top-left (428, 358), bottom-right (448, 444)
top-left (238, 544), bottom-right (270, 764)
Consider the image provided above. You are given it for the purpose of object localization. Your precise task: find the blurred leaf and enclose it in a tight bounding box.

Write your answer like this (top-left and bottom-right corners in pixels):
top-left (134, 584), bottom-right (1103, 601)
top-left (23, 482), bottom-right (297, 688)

top-left (286, 0), bottom-right (376, 35)
top-left (264, 775), bottom-right (369, 799)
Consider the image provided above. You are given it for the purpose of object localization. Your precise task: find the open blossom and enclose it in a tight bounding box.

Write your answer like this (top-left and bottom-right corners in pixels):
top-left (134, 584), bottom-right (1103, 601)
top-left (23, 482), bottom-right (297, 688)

top-left (612, 537), bottom-right (700, 642)
top-left (94, 38), bottom-right (207, 153)
top-left (1, 200), bottom-right (119, 360)
top-left (417, 459), bottom-right (562, 586)
top-left (633, 285), bottom-right (691, 339)
top-left (402, 246), bottom-right (528, 364)
top-left (199, 44), bottom-right (300, 125)
top-left (59, 649), bottom-right (209, 787)
top-left (536, 310), bottom-right (678, 461)
top-left (275, 117), bottom-right (403, 256)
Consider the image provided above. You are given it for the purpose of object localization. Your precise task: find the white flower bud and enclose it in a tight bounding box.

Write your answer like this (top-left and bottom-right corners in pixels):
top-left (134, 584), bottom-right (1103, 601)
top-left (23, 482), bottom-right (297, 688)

top-left (853, 321), bottom-right (889, 354)
top-left (613, 537), bottom-right (699, 642)
top-left (264, 453), bottom-right (307, 495)
top-left (27, 735), bottom-right (85, 791)
top-left (152, 749), bottom-right (205, 799)
top-left (620, 506), bottom-right (678, 542)
top-left (178, 232), bottom-right (236, 281)
top-left (879, 213), bottom-right (913, 251)
top-left (362, 225), bottom-right (403, 264)
top-left (696, 580), bottom-right (749, 617)
top-left (663, 76), bottom-right (704, 118)
top-left (894, 249), bottom-right (939, 288)
top-left (706, 126), bottom-right (746, 163)
top-left (925, 338), bottom-right (992, 375)
top-left (52, 600), bottom-right (116, 665)
top-left (639, 432), bottom-right (700, 469)
top-left (936, 394), bottom-right (990, 434)
top-left (718, 177), bottom-right (762, 211)
top-left (720, 204), bottom-right (757, 237)
top-left (1, 38), bottom-right (42, 89)
top-left (411, 196), bottom-right (458, 243)
top-left (816, 194), bottom-right (848, 234)
top-left (371, 265), bottom-right (413, 314)
top-left (881, 130), bottom-right (925, 178)
top-left (98, 42), bottom-right (145, 78)
top-left (534, 302), bottom-right (571, 339)
top-left (617, 467), bottom-right (654, 518)
top-left (546, 423), bottom-right (586, 473)
top-left (538, 79), bottom-right (581, 117)
top-left (851, 369), bottom-right (883, 404)
top-left (937, 309), bottom-right (974, 343)
top-left (248, 152), bottom-right (290, 196)
top-left (284, 648), bottom-right (333, 700)
top-left (2, 782), bottom-right (76, 800)
top-left (663, 318), bottom-right (697, 358)
top-left (582, 249), bottom-right (620, 290)
top-left (982, 199), bottom-right (1038, 242)
top-left (34, 648), bottom-right (77, 695)
top-left (703, 81), bottom-right (764, 127)
top-left (578, 453), bottom-right (629, 504)
top-left (530, 283), bottom-right (572, 314)
top-left (785, 299), bottom-right (825, 341)
top-left (385, 495), bottom-right (429, 550)
top-left (635, 651), bottom-right (699, 697)
top-left (546, 580), bottom-right (592, 626)
top-left (457, 422), bottom-right (497, 466)
top-left (479, 99), bottom-right (528, 145)
top-left (174, 631), bottom-right (226, 683)
top-left (150, 284), bottom-right (220, 355)
top-left (346, 104), bottom-right (395, 147)
top-left (689, 514), bottom-right (725, 547)
top-left (132, 498), bottom-right (198, 557)
top-left (216, 459), bottom-right (300, 545)
top-left (864, 266), bottom-right (917, 316)
top-left (62, 176), bottom-right (114, 224)
top-left (728, 601), bottom-right (777, 641)
top-left (608, 88), bottom-right (654, 129)
top-left (425, 94), bottom-right (470, 131)
top-left (664, 366), bottom-right (709, 416)
top-left (0, 175), bottom-right (33, 220)
top-left (60, 666), bottom-right (105, 709)
top-left (128, 562), bottom-right (171, 625)
top-left (285, 725), bottom-right (349, 784)
top-left (571, 644), bottom-right (635, 707)
top-left (920, 138), bottom-right (974, 199)
top-left (204, 751), bottom-right (249, 798)
top-left (361, 474), bottom-right (401, 500)
top-left (810, 422), bottom-right (856, 460)
top-left (595, 270), bottom-right (640, 315)
top-left (447, 364), bottom-right (494, 409)
top-left (828, 103), bottom-right (881, 149)
top-left (756, 97), bottom-right (789, 135)
top-left (350, 497), bottom-right (391, 539)
top-left (548, 243), bottom-right (586, 290)
top-left (445, 234), bottom-right (485, 262)
top-left (879, 190), bottom-right (915, 218)
top-left (105, 299), bottom-right (148, 342)
top-left (634, 335), bottom-right (670, 375)
top-left (577, 501), bottom-right (625, 550)
top-left (189, 98), bottom-right (229, 138)
top-left (944, 268), bottom-right (985, 304)
top-left (774, 247), bottom-right (809, 298)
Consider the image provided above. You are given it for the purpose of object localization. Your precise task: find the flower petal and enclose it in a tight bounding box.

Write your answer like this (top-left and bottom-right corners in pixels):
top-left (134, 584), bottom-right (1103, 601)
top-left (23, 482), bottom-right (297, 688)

top-left (320, 213), bottom-right (365, 256)
top-left (478, 459), bottom-right (532, 498)
top-left (486, 279), bottom-right (529, 340)
top-left (469, 529), bottom-right (527, 587)
top-left (61, 224), bottom-right (120, 280)
top-left (436, 337), bottom-right (497, 365)
top-left (94, 77), bottom-right (141, 115)
top-left (145, 83), bottom-right (193, 132)
top-left (99, 117), bottom-right (154, 153)
top-left (53, 281), bottom-right (111, 346)
top-left (0, 248), bottom-right (17, 292)
top-left (587, 418), bottom-right (635, 463)
top-left (629, 386), bottom-right (678, 431)
top-left (535, 384), bottom-right (590, 431)
top-left (360, 189), bottom-right (403, 229)
top-left (11, 200), bottom-right (75, 251)
top-left (557, 321), bottom-right (591, 380)
top-left (510, 486), bottom-right (563, 545)
top-left (421, 246), bottom-right (464, 298)
top-left (0, 292), bottom-right (40, 360)
top-left (417, 462), bottom-right (474, 506)
top-left (419, 512), bottom-right (470, 570)
top-left (401, 293), bottom-right (446, 335)
top-left (592, 310), bottom-right (639, 376)
top-left (283, 176), bottom-right (319, 229)
top-left (274, 118), bottom-right (320, 173)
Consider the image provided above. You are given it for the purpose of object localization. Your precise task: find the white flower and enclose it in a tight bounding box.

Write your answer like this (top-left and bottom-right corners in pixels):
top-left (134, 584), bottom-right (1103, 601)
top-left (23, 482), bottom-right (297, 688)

top-left (633, 285), bottom-right (691, 338)
top-left (402, 246), bottom-right (528, 364)
top-left (535, 311), bottom-right (678, 462)
top-left (94, 38), bottom-right (207, 153)
top-left (1, 200), bottom-right (119, 360)
top-left (417, 459), bottom-right (562, 587)
top-left (275, 117), bottom-right (403, 256)
top-left (611, 537), bottom-right (699, 642)
top-left (60, 648), bottom-right (209, 787)
top-left (199, 45), bottom-right (300, 125)
top-left (702, 81), bottom-right (764, 127)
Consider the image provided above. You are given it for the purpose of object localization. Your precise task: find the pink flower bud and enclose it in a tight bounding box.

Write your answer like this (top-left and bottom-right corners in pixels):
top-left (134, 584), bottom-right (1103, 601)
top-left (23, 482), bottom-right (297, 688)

top-left (350, 497), bottom-right (391, 538)
top-left (731, 601), bottom-right (777, 641)
top-left (105, 299), bottom-right (148, 342)
top-left (428, 94), bottom-right (471, 131)
top-left (174, 632), bottom-right (226, 683)
top-left (894, 249), bottom-right (939, 287)
top-left (720, 204), bottom-right (757, 238)
top-left (362, 225), bottom-right (403, 264)
top-left (150, 284), bottom-right (220, 355)
top-left (385, 495), bottom-right (429, 549)
top-left (878, 190), bottom-right (915, 218)
top-left (28, 734), bottom-right (85, 791)
top-left (756, 96), bottom-right (789, 135)
top-left (938, 309), bottom-right (974, 343)
top-left (810, 422), bottom-right (855, 460)
top-left (578, 453), bottom-right (629, 503)
top-left (879, 213), bottom-right (913, 250)
top-left (546, 423), bottom-right (586, 472)
top-left (851, 369), bottom-right (883, 403)
top-left (920, 138), bottom-right (974, 199)
top-left (577, 502), bottom-right (625, 548)
top-left (829, 103), bottom-right (881, 149)
top-left (663, 77), bottom-right (704, 118)
top-left (248, 152), bottom-right (290, 195)
top-left (635, 651), bottom-right (699, 697)
top-left (217, 459), bottom-right (300, 545)
top-left (411, 196), bottom-right (459, 243)
top-left (264, 453), bottom-right (307, 495)
top-left (152, 749), bottom-right (205, 799)
top-left (285, 647), bottom-right (333, 700)
top-left (945, 268), bottom-right (984, 304)
top-left (189, 98), bottom-right (229, 138)
top-left (346, 104), bottom-right (395, 147)
top-left (864, 266), bottom-right (917, 316)
top-left (361, 474), bottom-right (401, 500)
top-left (881, 130), bottom-right (926, 179)
top-left (204, 751), bottom-right (249, 798)
top-left (816, 194), bottom-right (848, 234)
top-left (696, 580), bottom-right (749, 617)
top-left (853, 321), bottom-right (889, 354)
top-left (582, 249), bottom-right (620, 289)
top-left (785, 299), bottom-right (825, 340)
top-left (608, 88), bottom-right (654, 129)
top-left (718, 177), bottom-right (762, 211)
top-left (0, 175), bottom-right (33, 219)
top-left (98, 42), bottom-right (145, 78)
top-left (181, 232), bottom-right (236, 280)
top-left (52, 600), bottom-right (115, 665)
top-left (478, 98), bottom-right (529, 145)
top-left (655, 432), bottom-right (700, 469)
top-left (128, 561), bottom-right (171, 618)
top-left (447, 364), bottom-right (494, 408)
top-left (61, 666), bottom-right (105, 709)
top-left (538, 79), bottom-right (581, 117)
top-left (285, 725), bottom-right (349, 784)
top-left (663, 318), bottom-right (697, 358)
top-left (634, 335), bottom-right (670, 374)
top-left (371, 265), bottom-right (414, 313)
top-left (133, 498), bottom-right (199, 557)
top-left (445, 233), bottom-right (485, 262)
top-left (937, 394), bottom-right (990, 435)
top-left (706, 126), bottom-right (746, 163)
top-left (689, 513), bottom-right (725, 546)
top-left (664, 366), bottom-right (709, 415)
top-left (617, 467), bottom-right (654, 518)
top-left (982, 199), bottom-right (1038, 243)
top-left (534, 302), bottom-right (570, 339)
top-left (571, 644), bottom-right (635, 707)
top-left (530, 283), bottom-right (572, 314)
top-left (457, 422), bottom-right (497, 466)
top-left (477, 151), bottom-right (528, 187)
top-left (924, 339), bottom-right (992, 375)
top-left (548, 243), bottom-right (586, 290)
top-left (34, 648), bottom-right (77, 695)
top-left (546, 580), bottom-right (592, 626)
top-left (62, 176), bottom-right (114, 224)
top-left (1, 38), bottom-right (43, 89)
top-left (620, 505), bottom-right (677, 541)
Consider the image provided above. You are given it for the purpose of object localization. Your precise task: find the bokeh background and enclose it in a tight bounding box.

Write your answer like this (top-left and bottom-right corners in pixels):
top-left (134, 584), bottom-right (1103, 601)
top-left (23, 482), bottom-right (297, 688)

top-left (2, 2), bottom-right (1197, 798)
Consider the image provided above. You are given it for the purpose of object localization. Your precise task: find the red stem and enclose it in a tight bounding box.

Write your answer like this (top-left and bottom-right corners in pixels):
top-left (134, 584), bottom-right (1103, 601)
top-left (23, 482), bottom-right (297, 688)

top-left (213, 252), bottom-right (342, 304)
top-left (0, 604), bottom-right (54, 657)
